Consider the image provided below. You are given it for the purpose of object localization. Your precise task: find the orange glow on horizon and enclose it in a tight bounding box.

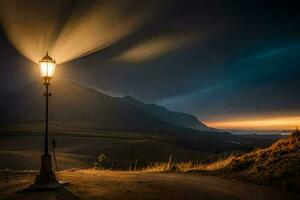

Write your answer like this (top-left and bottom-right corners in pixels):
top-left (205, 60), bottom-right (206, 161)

top-left (205, 116), bottom-right (300, 131)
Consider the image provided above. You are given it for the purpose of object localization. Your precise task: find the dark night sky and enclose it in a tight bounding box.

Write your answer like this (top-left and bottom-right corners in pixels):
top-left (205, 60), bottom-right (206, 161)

top-left (0, 0), bottom-right (300, 128)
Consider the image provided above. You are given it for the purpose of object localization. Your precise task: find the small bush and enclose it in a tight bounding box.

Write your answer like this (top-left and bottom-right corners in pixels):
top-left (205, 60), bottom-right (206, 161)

top-left (94, 154), bottom-right (106, 169)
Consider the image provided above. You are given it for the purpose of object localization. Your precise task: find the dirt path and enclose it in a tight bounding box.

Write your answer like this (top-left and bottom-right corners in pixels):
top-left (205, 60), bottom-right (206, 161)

top-left (0, 170), bottom-right (298, 200)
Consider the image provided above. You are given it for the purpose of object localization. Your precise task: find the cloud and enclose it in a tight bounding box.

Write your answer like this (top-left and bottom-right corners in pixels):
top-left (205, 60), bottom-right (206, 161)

top-left (51, 1), bottom-right (163, 64)
top-left (115, 32), bottom-right (203, 63)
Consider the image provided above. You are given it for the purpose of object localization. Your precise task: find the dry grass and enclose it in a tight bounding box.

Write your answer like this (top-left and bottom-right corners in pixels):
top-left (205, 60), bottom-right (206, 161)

top-left (141, 155), bottom-right (235, 172)
top-left (142, 133), bottom-right (300, 185)
top-left (223, 133), bottom-right (300, 189)
top-left (141, 162), bottom-right (172, 172)
top-left (139, 134), bottom-right (300, 191)
top-left (177, 155), bottom-right (235, 172)
top-left (224, 134), bottom-right (300, 176)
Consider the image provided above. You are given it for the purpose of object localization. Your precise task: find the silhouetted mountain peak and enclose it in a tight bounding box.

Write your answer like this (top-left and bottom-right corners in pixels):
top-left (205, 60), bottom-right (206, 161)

top-left (121, 95), bottom-right (219, 132)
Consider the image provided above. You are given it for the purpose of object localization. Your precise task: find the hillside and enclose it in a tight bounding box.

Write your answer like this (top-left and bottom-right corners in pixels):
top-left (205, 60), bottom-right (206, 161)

top-left (222, 132), bottom-right (300, 189)
top-left (122, 96), bottom-right (218, 132)
top-left (138, 133), bottom-right (299, 191)
top-left (0, 78), bottom-right (218, 133)
top-left (0, 79), bottom-right (165, 131)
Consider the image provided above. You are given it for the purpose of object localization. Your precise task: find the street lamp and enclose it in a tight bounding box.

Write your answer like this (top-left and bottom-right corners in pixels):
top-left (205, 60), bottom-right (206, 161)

top-left (34, 52), bottom-right (58, 187)
top-left (39, 52), bottom-right (56, 81)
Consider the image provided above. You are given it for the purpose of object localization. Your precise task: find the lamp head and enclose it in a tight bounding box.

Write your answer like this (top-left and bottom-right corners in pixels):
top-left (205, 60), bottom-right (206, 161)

top-left (39, 52), bottom-right (56, 83)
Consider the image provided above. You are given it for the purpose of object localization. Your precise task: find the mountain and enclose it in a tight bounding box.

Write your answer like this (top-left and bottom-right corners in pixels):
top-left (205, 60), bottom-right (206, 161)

top-left (0, 79), bottom-right (172, 131)
top-left (0, 79), bottom-right (216, 133)
top-left (1, 79), bottom-right (266, 153)
top-left (122, 96), bottom-right (219, 132)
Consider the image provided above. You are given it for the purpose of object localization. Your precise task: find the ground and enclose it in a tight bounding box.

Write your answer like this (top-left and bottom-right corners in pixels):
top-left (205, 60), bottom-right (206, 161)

top-left (0, 132), bottom-right (207, 170)
top-left (0, 170), bottom-right (298, 200)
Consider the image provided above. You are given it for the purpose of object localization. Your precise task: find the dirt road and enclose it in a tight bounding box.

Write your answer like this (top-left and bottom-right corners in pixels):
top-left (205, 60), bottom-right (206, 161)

top-left (0, 170), bottom-right (298, 200)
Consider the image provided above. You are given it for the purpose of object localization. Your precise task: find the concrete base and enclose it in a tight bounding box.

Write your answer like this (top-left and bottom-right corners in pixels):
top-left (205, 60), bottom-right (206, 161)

top-left (22, 152), bottom-right (71, 192)
top-left (24, 181), bottom-right (70, 192)
top-left (35, 153), bottom-right (57, 184)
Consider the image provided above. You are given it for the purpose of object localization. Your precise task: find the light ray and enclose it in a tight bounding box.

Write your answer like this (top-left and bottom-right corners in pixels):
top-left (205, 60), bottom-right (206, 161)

top-left (0, 0), bottom-right (165, 64)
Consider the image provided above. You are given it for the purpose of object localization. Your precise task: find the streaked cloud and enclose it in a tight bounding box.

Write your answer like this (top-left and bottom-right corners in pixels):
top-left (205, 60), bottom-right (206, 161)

top-left (51, 1), bottom-right (163, 64)
top-left (0, 0), bottom-right (166, 64)
top-left (115, 32), bottom-right (203, 63)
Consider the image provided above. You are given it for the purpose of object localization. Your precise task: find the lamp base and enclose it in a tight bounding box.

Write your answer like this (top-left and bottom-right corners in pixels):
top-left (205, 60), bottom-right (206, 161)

top-left (24, 153), bottom-right (70, 191)
top-left (35, 153), bottom-right (57, 184)
top-left (24, 181), bottom-right (70, 192)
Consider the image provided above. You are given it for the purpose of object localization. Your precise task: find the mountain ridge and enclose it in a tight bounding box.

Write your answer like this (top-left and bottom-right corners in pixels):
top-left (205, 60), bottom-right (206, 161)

top-left (0, 79), bottom-right (221, 134)
top-left (121, 95), bottom-right (220, 132)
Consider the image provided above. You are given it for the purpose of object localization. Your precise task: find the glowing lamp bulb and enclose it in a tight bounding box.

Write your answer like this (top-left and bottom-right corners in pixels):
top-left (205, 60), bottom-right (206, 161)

top-left (39, 52), bottom-right (56, 82)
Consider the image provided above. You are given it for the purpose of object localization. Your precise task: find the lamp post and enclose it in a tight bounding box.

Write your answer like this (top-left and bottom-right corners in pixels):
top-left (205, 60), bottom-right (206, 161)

top-left (34, 52), bottom-right (58, 186)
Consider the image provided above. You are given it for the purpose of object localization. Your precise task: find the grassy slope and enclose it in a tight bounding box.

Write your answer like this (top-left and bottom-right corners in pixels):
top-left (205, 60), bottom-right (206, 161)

top-left (223, 133), bottom-right (300, 189)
